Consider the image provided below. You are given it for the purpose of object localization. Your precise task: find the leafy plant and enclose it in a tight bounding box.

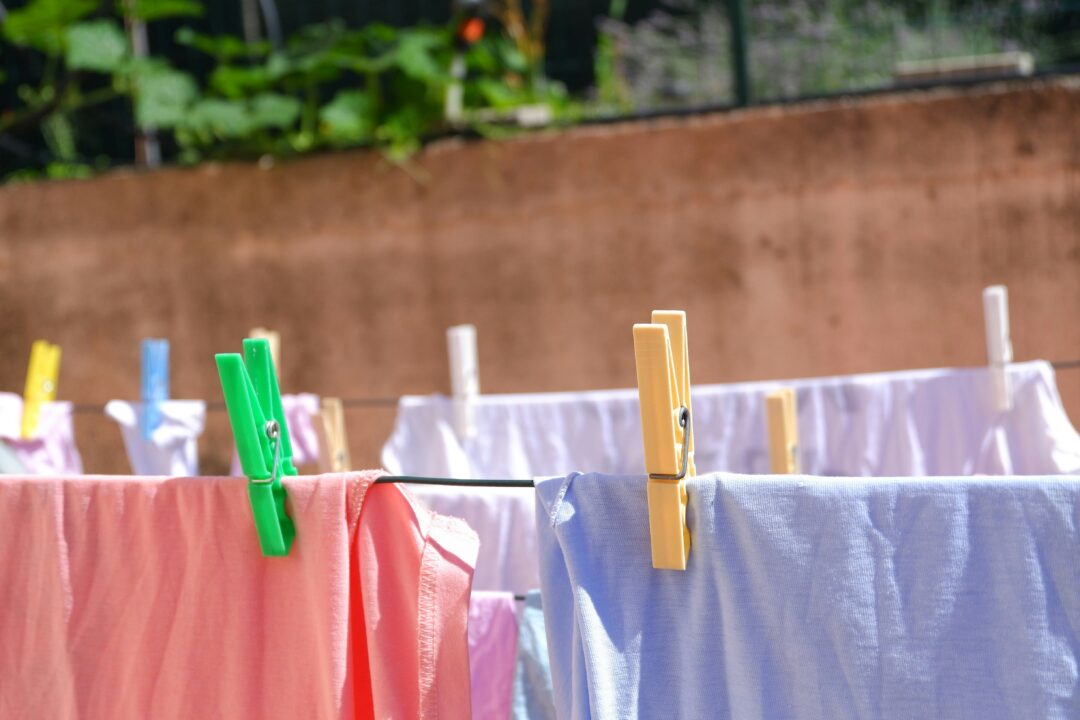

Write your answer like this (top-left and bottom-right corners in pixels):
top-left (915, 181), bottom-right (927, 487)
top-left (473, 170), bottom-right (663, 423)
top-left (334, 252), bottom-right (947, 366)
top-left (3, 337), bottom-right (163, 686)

top-left (172, 20), bottom-right (568, 164)
top-left (170, 21), bottom-right (451, 162)
top-left (0, 0), bottom-right (202, 178)
top-left (0, 0), bottom-right (567, 181)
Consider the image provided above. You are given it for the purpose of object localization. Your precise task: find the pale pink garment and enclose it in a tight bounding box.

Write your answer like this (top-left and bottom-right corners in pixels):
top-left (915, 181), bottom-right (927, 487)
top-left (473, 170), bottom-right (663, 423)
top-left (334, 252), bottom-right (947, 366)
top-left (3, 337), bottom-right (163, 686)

top-left (0, 392), bottom-right (83, 474)
top-left (229, 393), bottom-right (322, 475)
top-left (468, 592), bottom-right (519, 720)
top-left (0, 471), bottom-right (478, 719)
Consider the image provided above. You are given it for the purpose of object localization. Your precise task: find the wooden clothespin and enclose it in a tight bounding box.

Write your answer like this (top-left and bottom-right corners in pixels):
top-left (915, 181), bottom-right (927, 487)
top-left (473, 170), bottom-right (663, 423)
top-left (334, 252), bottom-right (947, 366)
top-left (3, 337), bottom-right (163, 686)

top-left (216, 338), bottom-right (297, 557)
top-left (21, 340), bottom-right (61, 439)
top-left (982, 285), bottom-right (1012, 412)
top-left (140, 338), bottom-right (170, 440)
top-left (315, 397), bottom-right (351, 473)
top-left (249, 327), bottom-right (281, 377)
top-left (447, 324), bottom-right (479, 440)
top-left (634, 310), bottom-right (696, 571)
top-left (766, 388), bottom-right (798, 474)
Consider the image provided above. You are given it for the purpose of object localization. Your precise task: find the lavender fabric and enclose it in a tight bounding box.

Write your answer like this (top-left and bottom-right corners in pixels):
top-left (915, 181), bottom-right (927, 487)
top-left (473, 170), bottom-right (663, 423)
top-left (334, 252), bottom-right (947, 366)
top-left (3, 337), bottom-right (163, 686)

top-left (0, 393), bottom-right (83, 475)
top-left (468, 591), bottom-right (518, 720)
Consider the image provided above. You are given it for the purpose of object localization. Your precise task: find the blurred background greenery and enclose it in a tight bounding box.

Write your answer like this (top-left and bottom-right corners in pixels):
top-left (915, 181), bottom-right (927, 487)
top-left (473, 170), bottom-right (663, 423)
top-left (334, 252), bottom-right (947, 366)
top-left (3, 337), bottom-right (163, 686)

top-left (1, 0), bottom-right (1077, 181)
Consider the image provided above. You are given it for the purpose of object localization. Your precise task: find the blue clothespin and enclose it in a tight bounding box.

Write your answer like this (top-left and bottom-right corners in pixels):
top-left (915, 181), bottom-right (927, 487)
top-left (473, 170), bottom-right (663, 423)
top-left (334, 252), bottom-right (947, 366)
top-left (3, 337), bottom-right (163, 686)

top-left (216, 338), bottom-right (297, 556)
top-left (140, 339), bottom-right (170, 440)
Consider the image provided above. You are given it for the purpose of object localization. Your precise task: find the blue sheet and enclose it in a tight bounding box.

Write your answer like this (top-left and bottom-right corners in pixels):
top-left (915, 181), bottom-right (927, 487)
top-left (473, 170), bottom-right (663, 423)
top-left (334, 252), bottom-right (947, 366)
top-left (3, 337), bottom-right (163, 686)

top-left (536, 472), bottom-right (1080, 719)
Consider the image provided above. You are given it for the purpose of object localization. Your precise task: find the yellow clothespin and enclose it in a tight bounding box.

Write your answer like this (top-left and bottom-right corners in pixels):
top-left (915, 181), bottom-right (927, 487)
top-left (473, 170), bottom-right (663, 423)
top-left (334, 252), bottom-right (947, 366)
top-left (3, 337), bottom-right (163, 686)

top-left (634, 310), bottom-right (696, 571)
top-left (249, 328), bottom-right (281, 377)
top-left (315, 397), bottom-right (351, 473)
top-left (21, 340), bottom-right (61, 439)
top-left (765, 388), bottom-right (798, 474)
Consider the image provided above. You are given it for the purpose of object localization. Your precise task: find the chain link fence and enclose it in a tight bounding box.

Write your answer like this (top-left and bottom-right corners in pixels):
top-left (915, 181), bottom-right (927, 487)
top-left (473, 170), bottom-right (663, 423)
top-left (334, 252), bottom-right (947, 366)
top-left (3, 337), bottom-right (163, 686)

top-left (597, 0), bottom-right (1080, 112)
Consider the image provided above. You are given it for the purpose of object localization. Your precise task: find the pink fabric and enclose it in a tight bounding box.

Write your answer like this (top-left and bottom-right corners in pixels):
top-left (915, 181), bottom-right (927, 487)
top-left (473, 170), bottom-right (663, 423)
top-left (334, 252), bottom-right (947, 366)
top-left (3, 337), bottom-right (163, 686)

top-left (0, 392), bottom-right (83, 474)
top-left (230, 394), bottom-right (322, 475)
top-left (0, 471), bottom-right (478, 719)
top-left (468, 592), bottom-right (519, 720)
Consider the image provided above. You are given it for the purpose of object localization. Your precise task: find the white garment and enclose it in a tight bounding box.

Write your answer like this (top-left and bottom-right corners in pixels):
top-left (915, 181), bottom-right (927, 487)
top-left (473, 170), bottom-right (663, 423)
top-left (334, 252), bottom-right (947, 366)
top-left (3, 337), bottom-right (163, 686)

top-left (383, 361), bottom-right (1080, 593)
top-left (105, 400), bottom-right (206, 476)
top-left (407, 483), bottom-right (539, 594)
top-left (384, 361), bottom-right (1080, 479)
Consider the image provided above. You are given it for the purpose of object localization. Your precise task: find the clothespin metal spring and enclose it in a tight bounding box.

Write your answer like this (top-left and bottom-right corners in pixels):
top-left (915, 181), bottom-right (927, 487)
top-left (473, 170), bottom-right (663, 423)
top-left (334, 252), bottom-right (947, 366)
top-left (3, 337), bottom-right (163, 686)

top-left (261, 419), bottom-right (282, 485)
top-left (647, 407), bottom-right (691, 481)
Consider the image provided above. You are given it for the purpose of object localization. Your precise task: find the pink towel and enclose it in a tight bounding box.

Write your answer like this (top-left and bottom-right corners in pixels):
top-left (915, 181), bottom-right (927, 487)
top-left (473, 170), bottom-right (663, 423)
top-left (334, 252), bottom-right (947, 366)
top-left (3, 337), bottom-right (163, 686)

top-left (0, 393), bottom-right (83, 474)
top-left (0, 471), bottom-right (478, 719)
top-left (468, 592), bottom-right (519, 720)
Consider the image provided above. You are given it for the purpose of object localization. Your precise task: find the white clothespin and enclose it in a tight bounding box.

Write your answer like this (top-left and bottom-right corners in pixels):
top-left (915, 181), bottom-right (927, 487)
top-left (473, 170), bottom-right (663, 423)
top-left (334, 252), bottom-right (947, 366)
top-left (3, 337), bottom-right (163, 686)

top-left (982, 285), bottom-right (1012, 412)
top-left (447, 324), bottom-right (479, 440)
top-left (765, 388), bottom-right (798, 474)
top-left (634, 310), bottom-right (695, 571)
top-left (249, 328), bottom-right (281, 377)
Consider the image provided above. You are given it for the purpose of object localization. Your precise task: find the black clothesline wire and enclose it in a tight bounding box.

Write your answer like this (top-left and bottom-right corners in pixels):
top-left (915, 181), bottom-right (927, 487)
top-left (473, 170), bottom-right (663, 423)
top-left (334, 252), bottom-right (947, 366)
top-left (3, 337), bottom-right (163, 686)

top-left (375, 475), bottom-right (535, 488)
top-left (373, 474), bottom-right (535, 602)
top-left (63, 358), bottom-right (1080, 415)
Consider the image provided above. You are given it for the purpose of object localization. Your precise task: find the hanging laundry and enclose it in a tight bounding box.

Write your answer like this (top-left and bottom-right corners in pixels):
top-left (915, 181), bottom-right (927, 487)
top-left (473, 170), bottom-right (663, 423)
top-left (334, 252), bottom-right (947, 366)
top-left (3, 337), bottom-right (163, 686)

top-left (384, 361), bottom-right (1080, 595)
top-left (105, 400), bottom-right (206, 476)
top-left (407, 483), bottom-right (538, 595)
top-left (468, 592), bottom-right (518, 720)
top-left (0, 470), bottom-right (478, 719)
top-left (229, 393), bottom-right (322, 475)
top-left (383, 361), bottom-right (1080, 479)
top-left (535, 471), bottom-right (1080, 719)
top-left (511, 590), bottom-right (556, 720)
top-left (0, 392), bottom-right (83, 474)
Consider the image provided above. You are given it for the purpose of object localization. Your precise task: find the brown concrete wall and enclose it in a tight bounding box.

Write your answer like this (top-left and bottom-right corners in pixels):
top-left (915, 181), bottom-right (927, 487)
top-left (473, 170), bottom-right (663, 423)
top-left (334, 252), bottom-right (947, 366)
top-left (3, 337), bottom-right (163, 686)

top-left (1, 77), bottom-right (1079, 475)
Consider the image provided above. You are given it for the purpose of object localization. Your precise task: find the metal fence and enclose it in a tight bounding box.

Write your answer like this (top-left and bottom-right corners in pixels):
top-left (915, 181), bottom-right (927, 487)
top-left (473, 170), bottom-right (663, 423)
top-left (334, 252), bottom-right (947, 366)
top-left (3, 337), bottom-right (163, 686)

top-left (597, 0), bottom-right (1080, 111)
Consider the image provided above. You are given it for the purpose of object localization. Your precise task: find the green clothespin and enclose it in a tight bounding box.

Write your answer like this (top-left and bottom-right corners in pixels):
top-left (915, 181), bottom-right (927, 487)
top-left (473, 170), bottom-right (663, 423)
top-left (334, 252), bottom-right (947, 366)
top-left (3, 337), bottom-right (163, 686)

top-left (216, 338), bottom-right (297, 556)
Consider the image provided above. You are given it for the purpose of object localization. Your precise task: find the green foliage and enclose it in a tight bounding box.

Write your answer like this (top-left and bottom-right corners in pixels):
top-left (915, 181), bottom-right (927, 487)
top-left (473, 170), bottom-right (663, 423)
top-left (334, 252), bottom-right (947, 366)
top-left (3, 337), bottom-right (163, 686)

top-left (169, 21), bottom-right (453, 161)
top-left (175, 27), bottom-right (269, 61)
top-left (319, 90), bottom-right (374, 141)
top-left (120, 0), bottom-right (204, 23)
top-left (0, 0), bottom-right (568, 181)
top-left (130, 61), bottom-right (199, 127)
top-left (65, 21), bottom-right (129, 73)
top-left (2, 0), bottom-right (98, 55)
top-left (5, 161), bottom-right (96, 182)
top-left (170, 20), bottom-right (564, 164)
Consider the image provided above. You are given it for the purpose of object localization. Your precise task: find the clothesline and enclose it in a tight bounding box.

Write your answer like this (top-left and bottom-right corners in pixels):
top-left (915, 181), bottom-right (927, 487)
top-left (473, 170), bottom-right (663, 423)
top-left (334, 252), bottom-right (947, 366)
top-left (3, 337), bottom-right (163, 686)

top-left (67, 396), bottom-right (402, 414)
top-left (61, 358), bottom-right (1080, 415)
top-left (376, 476), bottom-right (535, 488)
